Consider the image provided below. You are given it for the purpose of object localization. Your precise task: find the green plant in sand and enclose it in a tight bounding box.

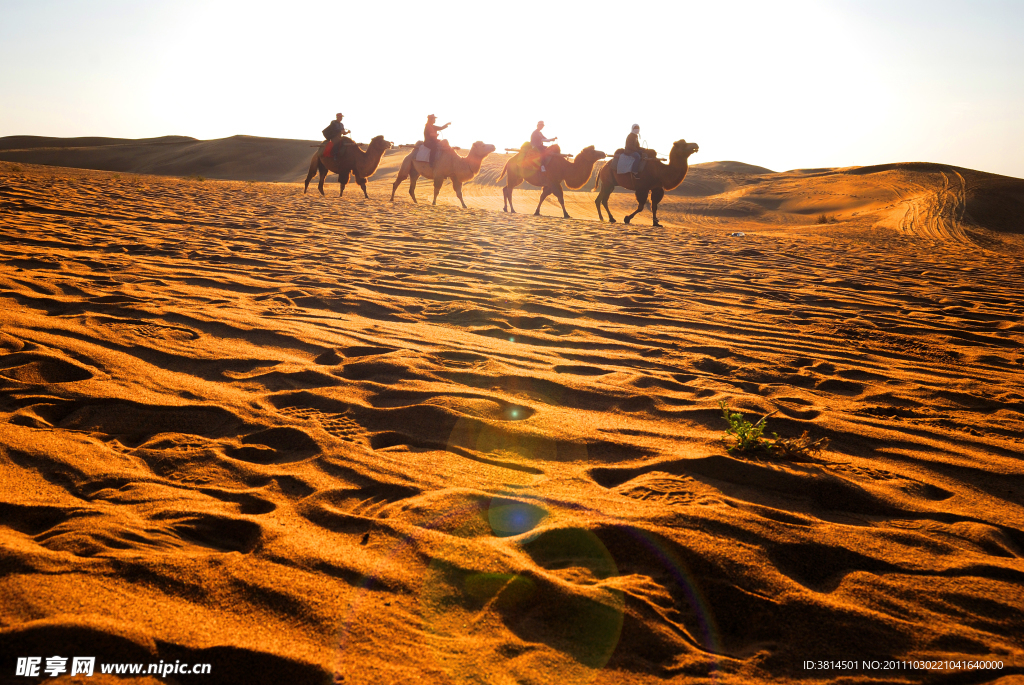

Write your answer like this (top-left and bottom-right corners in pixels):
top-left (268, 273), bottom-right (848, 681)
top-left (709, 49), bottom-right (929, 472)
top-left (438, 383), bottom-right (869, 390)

top-left (719, 400), bottom-right (829, 461)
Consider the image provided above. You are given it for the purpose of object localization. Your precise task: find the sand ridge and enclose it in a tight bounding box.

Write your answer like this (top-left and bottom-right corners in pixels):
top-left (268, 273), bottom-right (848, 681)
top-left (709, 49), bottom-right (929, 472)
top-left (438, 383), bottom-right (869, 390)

top-left (1, 163), bottom-right (1023, 684)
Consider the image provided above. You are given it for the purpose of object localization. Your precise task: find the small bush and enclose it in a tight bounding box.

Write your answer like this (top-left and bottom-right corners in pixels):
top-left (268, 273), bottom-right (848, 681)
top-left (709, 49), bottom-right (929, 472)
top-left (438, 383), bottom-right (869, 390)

top-left (10, 165), bottom-right (22, 172)
top-left (816, 214), bottom-right (839, 224)
top-left (719, 400), bottom-right (828, 461)
top-left (720, 400), bottom-right (774, 453)
top-left (186, 174), bottom-right (205, 182)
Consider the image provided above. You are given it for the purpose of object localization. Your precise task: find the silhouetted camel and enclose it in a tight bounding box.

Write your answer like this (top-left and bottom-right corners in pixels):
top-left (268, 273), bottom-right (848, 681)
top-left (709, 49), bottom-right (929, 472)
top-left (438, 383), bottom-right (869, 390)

top-left (304, 135), bottom-right (393, 197)
top-left (594, 139), bottom-right (699, 227)
top-left (499, 144), bottom-right (607, 218)
top-left (390, 141), bottom-right (496, 208)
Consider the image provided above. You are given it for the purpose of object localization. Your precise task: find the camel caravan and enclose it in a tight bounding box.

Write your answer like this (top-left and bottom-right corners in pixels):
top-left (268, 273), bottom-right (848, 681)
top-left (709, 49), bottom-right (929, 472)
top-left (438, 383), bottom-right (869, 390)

top-left (305, 114), bottom-right (699, 226)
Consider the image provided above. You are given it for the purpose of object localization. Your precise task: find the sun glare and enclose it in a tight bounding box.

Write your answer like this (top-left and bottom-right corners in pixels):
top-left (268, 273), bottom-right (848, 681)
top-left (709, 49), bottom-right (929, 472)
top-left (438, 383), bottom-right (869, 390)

top-left (1, 0), bottom-right (1022, 176)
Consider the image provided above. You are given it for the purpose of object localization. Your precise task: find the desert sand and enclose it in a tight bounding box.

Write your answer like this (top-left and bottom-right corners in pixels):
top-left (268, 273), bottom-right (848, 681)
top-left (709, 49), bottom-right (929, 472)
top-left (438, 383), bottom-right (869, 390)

top-left (1, 144), bottom-right (1023, 685)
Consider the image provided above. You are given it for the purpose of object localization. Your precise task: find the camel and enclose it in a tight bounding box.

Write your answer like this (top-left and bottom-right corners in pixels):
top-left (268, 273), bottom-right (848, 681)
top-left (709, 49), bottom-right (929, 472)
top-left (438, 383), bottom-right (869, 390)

top-left (304, 135), bottom-right (393, 197)
top-left (594, 139), bottom-right (699, 227)
top-left (389, 141), bottom-right (497, 208)
top-left (498, 144), bottom-right (607, 218)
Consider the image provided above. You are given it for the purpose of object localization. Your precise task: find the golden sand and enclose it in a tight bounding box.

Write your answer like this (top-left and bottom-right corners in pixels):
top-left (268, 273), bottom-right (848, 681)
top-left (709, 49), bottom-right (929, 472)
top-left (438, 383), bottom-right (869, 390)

top-left (1, 159), bottom-right (1022, 684)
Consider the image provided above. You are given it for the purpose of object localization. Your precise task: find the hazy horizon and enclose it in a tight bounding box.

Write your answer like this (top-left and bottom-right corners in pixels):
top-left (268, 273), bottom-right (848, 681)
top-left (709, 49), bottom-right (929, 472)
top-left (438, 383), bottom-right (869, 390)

top-left (2, 0), bottom-right (1022, 178)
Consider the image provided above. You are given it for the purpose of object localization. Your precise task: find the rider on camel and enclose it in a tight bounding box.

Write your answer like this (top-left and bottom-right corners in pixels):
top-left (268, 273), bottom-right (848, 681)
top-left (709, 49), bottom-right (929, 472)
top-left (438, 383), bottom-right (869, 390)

top-left (322, 113), bottom-right (350, 161)
top-left (423, 114), bottom-right (451, 167)
top-left (531, 121), bottom-right (558, 172)
top-left (625, 124), bottom-right (643, 177)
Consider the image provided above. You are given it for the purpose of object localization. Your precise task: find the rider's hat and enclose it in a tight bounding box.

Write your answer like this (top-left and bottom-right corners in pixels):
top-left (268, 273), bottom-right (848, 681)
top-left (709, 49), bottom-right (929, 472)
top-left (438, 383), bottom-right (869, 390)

top-left (537, 120), bottom-right (544, 127)
top-left (336, 113), bottom-right (344, 119)
top-left (631, 123), bottom-right (640, 132)
top-left (427, 113), bottom-right (436, 119)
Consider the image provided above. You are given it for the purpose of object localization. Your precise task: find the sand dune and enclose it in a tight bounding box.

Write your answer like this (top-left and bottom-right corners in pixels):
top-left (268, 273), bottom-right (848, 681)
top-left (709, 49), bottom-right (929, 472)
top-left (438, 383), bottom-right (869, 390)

top-left (5, 135), bottom-right (1023, 252)
top-left (1, 161), bottom-right (1023, 684)
top-left (0, 135), bottom-right (320, 182)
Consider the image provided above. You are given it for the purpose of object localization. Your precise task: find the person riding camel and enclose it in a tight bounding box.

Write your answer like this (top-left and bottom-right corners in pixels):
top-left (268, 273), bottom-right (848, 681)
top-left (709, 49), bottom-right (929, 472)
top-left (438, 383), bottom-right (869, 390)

top-left (322, 113), bottom-right (350, 162)
top-left (531, 121), bottom-right (558, 172)
top-left (423, 114), bottom-right (451, 167)
top-left (625, 124), bottom-right (644, 177)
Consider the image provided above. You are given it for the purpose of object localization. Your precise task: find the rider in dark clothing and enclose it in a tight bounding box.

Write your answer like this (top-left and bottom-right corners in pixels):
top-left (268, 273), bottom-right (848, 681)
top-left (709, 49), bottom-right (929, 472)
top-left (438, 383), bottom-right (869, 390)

top-left (531, 120), bottom-right (557, 172)
top-left (323, 113), bottom-right (350, 161)
top-left (423, 114), bottom-right (451, 166)
top-left (323, 113), bottom-right (349, 140)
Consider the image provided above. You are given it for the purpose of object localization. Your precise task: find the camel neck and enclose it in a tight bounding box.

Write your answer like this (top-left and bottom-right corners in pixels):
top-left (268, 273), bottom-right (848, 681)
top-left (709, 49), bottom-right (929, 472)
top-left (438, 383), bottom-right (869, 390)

top-left (463, 152), bottom-right (485, 174)
top-left (660, 150), bottom-right (691, 191)
top-left (562, 155), bottom-right (597, 190)
top-left (357, 142), bottom-right (387, 176)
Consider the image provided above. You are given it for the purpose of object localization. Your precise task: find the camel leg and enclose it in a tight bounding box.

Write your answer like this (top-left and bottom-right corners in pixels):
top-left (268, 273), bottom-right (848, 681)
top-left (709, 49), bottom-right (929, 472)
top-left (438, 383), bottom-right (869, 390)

top-left (551, 185), bottom-right (570, 218)
top-left (339, 173), bottom-right (347, 197)
top-left (504, 174), bottom-right (522, 213)
top-left (317, 161), bottom-right (328, 196)
top-left (304, 156), bottom-right (318, 194)
top-left (432, 177), bottom-right (444, 206)
top-left (624, 189), bottom-right (649, 225)
top-left (534, 187), bottom-right (552, 216)
top-left (605, 196), bottom-right (617, 222)
top-left (597, 183), bottom-right (616, 223)
top-left (452, 179), bottom-right (467, 209)
top-left (355, 175), bottom-right (368, 199)
top-left (651, 187), bottom-right (665, 228)
top-left (408, 169), bottom-right (420, 203)
top-left (390, 170), bottom-right (407, 201)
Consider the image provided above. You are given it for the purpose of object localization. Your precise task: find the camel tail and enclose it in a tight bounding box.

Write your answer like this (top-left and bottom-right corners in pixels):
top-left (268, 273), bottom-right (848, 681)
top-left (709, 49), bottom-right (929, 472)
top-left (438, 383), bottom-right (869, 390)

top-left (498, 160), bottom-right (510, 182)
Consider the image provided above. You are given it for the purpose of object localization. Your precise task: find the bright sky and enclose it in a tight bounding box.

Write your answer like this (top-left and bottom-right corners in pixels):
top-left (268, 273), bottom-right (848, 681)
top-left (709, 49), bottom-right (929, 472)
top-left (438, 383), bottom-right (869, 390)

top-left (1, 0), bottom-right (1022, 177)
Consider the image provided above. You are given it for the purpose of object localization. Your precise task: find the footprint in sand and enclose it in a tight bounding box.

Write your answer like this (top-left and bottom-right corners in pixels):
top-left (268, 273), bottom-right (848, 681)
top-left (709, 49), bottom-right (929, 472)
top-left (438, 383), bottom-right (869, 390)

top-left (826, 463), bottom-right (953, 501)
top-left (613, 473), bottom-right (705, 507)
top-left (101, 318), bottom-right (200, 342)
top-left (431, 351), bottom-right (488, 368)
top-left (277, 405), bottom-right (367, 444)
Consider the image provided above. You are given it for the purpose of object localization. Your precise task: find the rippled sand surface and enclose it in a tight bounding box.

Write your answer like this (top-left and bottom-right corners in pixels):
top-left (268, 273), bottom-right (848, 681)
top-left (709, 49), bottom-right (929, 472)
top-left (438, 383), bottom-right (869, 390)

top-left (1, 163), bottom-right (1023, 684)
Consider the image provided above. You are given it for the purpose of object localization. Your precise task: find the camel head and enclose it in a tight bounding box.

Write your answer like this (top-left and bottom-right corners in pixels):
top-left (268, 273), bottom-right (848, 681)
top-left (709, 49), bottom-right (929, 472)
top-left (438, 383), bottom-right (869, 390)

top-left (469, 141), bottom-right (497, 158)
top-left (368, 135), bottom-right (394, 151)
top-left (578, 145), bottom-right (607, 163)
top-left (671, 139), bottom-right (700, 161)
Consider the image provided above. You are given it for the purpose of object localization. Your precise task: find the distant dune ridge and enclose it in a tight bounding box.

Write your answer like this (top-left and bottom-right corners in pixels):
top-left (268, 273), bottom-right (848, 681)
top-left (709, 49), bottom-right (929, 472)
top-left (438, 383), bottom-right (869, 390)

top-left (0, 134), bottom-right (316, 183)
